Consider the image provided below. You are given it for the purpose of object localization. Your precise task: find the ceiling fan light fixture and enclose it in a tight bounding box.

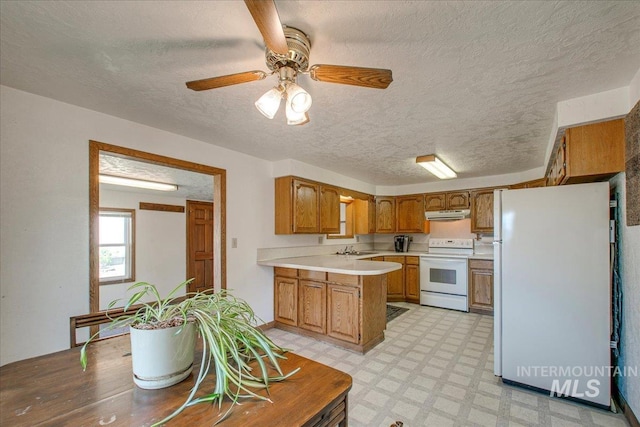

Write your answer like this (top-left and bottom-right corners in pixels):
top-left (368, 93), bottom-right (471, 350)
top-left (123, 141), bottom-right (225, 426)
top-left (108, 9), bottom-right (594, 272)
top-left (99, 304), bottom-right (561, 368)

top-left (416, 155), bottom-right (457, 179)
top-left (186, 4), bottom-right (393, 126)
top-left (285, 97), bottom-right (310, 126)
top-left (286, 82), bottom-right (312, 113)
top-left (255, 85), bottom-right (284, 119)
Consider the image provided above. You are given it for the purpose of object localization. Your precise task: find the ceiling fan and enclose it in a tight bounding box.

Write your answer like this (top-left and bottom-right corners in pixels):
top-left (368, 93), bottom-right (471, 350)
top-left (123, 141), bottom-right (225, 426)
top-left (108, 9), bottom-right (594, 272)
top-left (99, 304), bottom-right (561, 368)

top-left (185, 0), bottom-right (393, 125)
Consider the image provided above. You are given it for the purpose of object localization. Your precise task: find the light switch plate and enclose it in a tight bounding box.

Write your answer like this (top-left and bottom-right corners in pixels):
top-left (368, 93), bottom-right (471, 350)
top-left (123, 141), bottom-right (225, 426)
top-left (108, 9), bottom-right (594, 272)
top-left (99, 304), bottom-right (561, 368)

top-left (231, 238), bottom-right (238, 248)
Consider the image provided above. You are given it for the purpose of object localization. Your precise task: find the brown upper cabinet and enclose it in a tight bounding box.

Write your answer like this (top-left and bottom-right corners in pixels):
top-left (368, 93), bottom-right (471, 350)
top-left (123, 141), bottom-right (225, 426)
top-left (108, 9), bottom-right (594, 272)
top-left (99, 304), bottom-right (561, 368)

top-left (546, 136), bottom-right (567, 186)
top-left (275, 176), bottom-right (340, 234)
top-left (510, 178), bottom-right (546, 189)
top-left (470, 189), bottom-right (495, 233)
top-left (375, 197), bottom-right (396, 233)
top-left (425, 191), bottom-right (470, 211)
top-left (376, 195), bottom-right (430, 234)
top-left (320, 185), bottom-right (341, 234)
top-left (546, 118), bottom-right (625, 186)
top-left (396, 194), bottom-right (426, 233)
top-left (354, 195), bottom-right (376, 235)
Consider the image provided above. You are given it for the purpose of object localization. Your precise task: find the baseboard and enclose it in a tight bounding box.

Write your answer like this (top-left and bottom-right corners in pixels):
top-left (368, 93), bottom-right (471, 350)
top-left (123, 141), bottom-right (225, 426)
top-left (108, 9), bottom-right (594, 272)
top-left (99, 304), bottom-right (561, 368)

top-left (469, 307), bottom-right (494, 316)
top-left (614, 383), bottom-right (640, 427)
top-left (258, 321), bottom-right (276, 331)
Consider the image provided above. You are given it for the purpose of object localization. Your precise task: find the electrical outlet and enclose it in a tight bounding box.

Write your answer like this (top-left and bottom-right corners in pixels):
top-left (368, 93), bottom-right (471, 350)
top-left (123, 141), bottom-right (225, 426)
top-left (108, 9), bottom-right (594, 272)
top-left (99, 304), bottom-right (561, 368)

top-left (318, 236), bottom-right (323, 244)
top-left (231, 238), bottom-right (237, 248)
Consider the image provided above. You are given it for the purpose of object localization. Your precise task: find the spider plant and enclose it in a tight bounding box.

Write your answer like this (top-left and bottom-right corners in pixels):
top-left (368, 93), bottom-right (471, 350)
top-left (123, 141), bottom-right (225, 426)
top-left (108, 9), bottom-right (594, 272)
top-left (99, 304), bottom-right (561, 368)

top-left (80, 279), bottom-right (299, 425)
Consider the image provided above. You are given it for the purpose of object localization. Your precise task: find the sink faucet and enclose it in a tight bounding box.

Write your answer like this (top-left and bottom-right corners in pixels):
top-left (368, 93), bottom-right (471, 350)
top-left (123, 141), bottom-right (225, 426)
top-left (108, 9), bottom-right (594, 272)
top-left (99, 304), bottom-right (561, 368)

top-left (338, 246), bottom-right (357, 255)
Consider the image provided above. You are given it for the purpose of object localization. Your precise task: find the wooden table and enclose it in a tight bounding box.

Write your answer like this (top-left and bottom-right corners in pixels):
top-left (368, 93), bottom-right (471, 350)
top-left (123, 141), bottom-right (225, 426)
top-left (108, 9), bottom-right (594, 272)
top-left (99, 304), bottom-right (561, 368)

top-left (1, 335), bottom-right (352, 426)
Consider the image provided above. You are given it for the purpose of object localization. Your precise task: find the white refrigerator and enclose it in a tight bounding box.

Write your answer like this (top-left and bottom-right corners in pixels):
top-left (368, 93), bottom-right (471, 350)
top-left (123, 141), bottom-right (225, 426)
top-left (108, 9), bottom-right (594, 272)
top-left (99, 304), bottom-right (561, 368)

top-left (493, 182), bottom-right (611, 408)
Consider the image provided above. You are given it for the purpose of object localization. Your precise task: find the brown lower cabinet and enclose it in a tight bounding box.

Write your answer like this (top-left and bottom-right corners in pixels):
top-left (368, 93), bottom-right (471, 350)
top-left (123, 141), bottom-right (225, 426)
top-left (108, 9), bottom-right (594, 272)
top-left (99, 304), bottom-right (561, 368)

top-left (383, 256), bottom-right (405, 301)
top-left (372, 255), bottom-right (420, 303)
top-left (299, 280), bottom-right (327, 334)
top-left (273, 268), bottom-right (387, 353)
top-left (405, 256), bottom-right (420, 304)
top-left (274, 271), bottom-right (298, 326)
top-left (468, 259), bottom-right (494, 315)
top-left (327, 284), bottom-right (360, 343)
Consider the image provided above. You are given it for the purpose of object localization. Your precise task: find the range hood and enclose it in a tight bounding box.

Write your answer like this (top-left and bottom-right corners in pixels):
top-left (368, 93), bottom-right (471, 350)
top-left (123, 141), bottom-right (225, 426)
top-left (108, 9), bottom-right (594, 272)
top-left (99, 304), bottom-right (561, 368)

top-left (424, 209), bottom-right (471, 221)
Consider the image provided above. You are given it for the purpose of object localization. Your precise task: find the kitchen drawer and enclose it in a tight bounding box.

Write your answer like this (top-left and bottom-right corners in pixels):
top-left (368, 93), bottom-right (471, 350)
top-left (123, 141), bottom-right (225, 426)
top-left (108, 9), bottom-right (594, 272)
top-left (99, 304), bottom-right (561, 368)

top-left (299, 269), bottom-right (327, 281)
top-left (469, 259), bottom-right (493, 270)
top-left (327, 273), bottom-right (359, 286)
top-left (405, 256), bottom-right (419, 265)
top-left (274, 267), bottom-right (298, 278)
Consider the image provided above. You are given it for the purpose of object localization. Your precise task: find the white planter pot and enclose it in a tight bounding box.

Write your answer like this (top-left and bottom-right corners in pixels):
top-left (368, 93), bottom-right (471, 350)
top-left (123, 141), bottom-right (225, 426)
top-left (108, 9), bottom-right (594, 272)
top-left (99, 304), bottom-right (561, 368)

top-left (130, 322), bottom-right (196, 389)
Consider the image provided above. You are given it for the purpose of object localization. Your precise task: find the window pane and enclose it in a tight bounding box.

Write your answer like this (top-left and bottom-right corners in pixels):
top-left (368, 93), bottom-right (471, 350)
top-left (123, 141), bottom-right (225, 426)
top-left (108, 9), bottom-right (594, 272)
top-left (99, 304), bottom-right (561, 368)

top-left (99, 210), bottom-right (134, 284)
top-left (100, 216), bottom-right (126, 244)
top-left (100, 246), bottom-right (127, 279)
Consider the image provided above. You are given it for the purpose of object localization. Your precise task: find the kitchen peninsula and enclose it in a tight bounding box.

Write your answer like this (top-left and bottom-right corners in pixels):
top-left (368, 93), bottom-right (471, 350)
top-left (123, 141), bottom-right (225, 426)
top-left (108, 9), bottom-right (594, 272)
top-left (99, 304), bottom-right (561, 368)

top-left (259, 255), bottom-right (402, 353)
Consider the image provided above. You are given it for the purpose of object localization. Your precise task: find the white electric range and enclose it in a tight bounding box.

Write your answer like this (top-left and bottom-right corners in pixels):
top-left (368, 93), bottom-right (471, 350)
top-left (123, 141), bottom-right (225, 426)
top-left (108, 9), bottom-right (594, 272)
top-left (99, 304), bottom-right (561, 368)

top-left (419, 238), bottom-right (474, 312)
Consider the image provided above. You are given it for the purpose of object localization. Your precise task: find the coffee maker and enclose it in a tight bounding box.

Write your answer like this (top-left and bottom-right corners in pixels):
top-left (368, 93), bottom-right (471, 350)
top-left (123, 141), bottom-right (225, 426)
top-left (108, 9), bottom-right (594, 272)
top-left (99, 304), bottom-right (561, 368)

top-left (394, 235), bottom-right (411, 252)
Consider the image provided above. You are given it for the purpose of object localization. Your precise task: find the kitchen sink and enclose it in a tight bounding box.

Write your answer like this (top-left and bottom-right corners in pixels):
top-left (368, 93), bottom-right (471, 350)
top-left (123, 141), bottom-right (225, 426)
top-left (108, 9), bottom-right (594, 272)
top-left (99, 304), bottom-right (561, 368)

top-left (335, 250), bottom-right (379, 255)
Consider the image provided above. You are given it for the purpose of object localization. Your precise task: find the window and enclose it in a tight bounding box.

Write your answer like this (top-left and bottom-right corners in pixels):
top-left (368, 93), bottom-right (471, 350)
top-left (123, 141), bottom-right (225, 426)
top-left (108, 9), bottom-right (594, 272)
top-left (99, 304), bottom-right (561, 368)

top-left (99, 208), bottom-right (135, 284)
top-left (327, 198), bottom-right (354, 239)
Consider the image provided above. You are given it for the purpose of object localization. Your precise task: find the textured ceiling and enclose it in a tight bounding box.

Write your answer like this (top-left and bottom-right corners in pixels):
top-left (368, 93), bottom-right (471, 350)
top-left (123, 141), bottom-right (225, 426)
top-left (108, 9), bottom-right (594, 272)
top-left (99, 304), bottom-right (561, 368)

top-left (1, 1), bottom-right (639, 185)
top-left (100, 153), bottom-right (213, 201)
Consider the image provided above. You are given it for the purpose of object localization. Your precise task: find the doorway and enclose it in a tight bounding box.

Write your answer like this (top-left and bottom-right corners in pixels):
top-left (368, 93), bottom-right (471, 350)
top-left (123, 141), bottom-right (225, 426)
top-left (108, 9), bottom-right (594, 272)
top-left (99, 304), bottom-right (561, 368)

top-left (89, 140), bottom-right (226, 314)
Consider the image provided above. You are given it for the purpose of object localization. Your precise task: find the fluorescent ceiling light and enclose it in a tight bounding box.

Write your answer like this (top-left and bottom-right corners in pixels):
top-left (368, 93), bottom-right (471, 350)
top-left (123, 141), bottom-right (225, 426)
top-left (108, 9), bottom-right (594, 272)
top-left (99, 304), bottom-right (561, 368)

top-left (99, 174), bottom-right (178, 191)
top-left (416, 155), bottom-right (457, 179)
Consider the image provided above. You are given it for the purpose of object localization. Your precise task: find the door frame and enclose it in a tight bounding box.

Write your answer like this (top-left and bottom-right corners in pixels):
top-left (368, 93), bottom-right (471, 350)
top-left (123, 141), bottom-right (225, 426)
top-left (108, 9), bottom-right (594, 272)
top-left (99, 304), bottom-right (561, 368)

top-left (89, 140), bottom-right (226, 314)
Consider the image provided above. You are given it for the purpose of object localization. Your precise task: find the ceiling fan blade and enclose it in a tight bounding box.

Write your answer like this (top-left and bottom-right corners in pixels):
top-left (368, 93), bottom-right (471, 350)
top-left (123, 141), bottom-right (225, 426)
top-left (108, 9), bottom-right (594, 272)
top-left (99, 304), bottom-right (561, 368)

top-left (186, 71), bottom-right (267, 91)
top-left (309, 64), bottom-right (393, 89)
top-left (244, 0), bottom-right (289, 55)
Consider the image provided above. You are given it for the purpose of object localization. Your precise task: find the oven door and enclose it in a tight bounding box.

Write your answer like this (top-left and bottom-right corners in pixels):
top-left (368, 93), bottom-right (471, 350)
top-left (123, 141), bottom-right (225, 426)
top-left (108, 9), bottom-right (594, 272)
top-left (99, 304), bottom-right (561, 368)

top-left (419, 255), bottom-right (468, 296)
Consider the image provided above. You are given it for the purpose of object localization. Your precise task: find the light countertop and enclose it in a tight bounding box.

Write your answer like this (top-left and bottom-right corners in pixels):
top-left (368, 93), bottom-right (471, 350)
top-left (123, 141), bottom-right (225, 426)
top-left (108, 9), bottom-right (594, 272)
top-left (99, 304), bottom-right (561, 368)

top-left (469, 253), bottom-right (494, 260)
top-left (352, 250), bottom-right (494, 261)
top-left (258, 255), bottom-right (402, 276)
top-left (258, 250), bottom-right (493, 276)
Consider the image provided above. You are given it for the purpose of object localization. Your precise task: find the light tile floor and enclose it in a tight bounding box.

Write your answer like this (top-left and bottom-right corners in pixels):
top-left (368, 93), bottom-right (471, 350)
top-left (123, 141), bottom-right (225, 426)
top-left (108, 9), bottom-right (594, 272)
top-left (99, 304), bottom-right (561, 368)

top-left (265, 303), bottom-right (629, 427)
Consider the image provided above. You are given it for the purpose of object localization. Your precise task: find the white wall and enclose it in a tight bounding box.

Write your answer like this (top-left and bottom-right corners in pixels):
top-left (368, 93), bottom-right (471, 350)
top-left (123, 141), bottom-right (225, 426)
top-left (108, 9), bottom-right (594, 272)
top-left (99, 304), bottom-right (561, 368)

top-left (0, 85), bottom-right (277, 365)
top-left (557, 86), bottom-right (631, 128)
top-left (99, 189), bottom-right (187, 309)
top-left (376, 167), bottom-right (545, 196)
top-left (273, 159), bottom-right (375, 195)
